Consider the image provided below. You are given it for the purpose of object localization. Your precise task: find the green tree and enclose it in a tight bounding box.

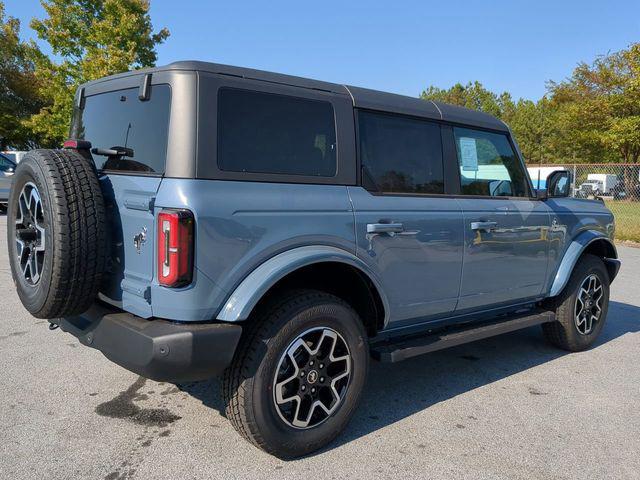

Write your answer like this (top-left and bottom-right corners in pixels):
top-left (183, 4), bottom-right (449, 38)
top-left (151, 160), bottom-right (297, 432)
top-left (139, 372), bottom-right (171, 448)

top-left (0, 1), bottom-right (46, 149)
top-left (549, 43), bottom-right (640, 189)
top-left (420, 81), bottom-right (552, 163)
top-left (421, 81), bottom-right (506, 118)
top-left (549, 44), bottom-right (640, 162)
top-left (26, 0), bottom-right (169, 146)
top-left (503, 97), bottom-right (560, 164)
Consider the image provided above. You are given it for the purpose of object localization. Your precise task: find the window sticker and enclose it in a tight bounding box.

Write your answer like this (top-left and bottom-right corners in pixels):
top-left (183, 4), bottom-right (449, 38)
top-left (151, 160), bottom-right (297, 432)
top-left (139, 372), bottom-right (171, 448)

top-left (459, 137), bottom-right (478, 171)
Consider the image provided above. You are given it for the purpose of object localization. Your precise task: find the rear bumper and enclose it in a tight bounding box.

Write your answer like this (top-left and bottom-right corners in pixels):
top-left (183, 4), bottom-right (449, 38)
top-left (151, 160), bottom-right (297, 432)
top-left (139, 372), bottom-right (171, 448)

top-left (58, 303), bottom-right (242, 382)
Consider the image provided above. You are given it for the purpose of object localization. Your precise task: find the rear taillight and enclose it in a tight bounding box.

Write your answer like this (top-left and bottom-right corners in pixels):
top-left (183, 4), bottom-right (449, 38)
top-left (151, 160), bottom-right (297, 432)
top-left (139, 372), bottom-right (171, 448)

top-left (157, 209), bottom-right (194, 287)
top-left (63, 139), bottom-right (92, 150)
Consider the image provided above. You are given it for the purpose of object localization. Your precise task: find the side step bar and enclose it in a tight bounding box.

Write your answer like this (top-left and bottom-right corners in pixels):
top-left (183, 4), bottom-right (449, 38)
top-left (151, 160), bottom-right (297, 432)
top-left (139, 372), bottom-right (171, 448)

top-left (371, 309), bottom-right (555, 363)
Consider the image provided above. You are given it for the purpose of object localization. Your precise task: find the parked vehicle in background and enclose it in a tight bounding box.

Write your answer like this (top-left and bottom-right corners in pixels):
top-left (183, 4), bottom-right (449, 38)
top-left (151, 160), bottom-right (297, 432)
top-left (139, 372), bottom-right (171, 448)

top-left (586, 174), bottom-right (618, 195)
top-left (6, 62), bottom-right (621, 459)
top-left (1, 151), bottom-right (28, 164)
top-left (584, 180), bottom-right (603, 195)
top-left (613, 183), bottom-right (640, 201)
top-left (0, 153), bottom-right (17, 210)
top-left (577, 180), bottom-right (602, 198)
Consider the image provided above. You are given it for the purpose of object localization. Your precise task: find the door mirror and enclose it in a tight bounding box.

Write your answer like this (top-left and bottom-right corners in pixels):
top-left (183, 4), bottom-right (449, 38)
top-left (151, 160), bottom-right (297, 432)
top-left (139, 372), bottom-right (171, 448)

top-left (546, 170), bottom-right (572, 198)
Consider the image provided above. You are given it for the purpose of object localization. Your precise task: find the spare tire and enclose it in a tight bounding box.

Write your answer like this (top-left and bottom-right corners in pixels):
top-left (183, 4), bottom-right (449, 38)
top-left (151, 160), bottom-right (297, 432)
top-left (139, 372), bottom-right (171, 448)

top-left (7, 149), bottom-right (108, 318)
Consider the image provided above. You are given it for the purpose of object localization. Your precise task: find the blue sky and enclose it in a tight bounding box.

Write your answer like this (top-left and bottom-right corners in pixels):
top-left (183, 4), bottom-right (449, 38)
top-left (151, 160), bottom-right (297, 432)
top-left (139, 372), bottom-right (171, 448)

top-left (5, 0), bottom-right (639, 100)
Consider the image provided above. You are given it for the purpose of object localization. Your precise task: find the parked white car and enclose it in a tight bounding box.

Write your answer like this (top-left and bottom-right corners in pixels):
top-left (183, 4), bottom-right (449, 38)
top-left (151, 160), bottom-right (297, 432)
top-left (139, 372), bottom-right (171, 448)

top-left (585, 174), bottom-right (618, 194)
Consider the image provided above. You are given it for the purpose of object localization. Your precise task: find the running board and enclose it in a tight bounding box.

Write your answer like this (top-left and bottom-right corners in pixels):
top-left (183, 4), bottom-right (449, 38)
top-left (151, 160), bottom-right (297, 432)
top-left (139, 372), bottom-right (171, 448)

top-left (371, 309), bottom-right (555, 363)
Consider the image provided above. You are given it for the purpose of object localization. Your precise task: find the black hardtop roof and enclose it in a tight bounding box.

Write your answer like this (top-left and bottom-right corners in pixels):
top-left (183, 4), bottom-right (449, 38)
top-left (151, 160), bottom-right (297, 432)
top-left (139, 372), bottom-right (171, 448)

top-left (83, 60), bottom-right (508, 132)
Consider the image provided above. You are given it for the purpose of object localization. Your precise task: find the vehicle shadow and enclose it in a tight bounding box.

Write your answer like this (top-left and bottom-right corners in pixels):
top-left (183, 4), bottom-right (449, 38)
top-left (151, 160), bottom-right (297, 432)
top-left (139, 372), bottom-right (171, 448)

top-left (177, 300), bottom-right (640, 457)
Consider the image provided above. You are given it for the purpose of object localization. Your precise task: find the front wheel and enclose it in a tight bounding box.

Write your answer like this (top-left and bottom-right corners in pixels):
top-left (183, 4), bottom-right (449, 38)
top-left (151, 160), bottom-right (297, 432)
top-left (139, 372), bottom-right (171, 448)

top-left (543, 254), bottom-right (610, 351)
top-left (223, 290), bottom-right (369, 459)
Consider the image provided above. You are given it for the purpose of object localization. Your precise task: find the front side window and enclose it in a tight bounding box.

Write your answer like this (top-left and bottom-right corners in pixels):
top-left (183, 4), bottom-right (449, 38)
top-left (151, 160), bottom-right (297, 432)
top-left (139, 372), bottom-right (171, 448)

top-left (217, 88), bottom-right (337, 177)
top-left (75, 85), bottom-right (171, 173)
top-left (454, 127), bottom-right (529, 197)
top-left (358, 111), bottom-right (444, 194)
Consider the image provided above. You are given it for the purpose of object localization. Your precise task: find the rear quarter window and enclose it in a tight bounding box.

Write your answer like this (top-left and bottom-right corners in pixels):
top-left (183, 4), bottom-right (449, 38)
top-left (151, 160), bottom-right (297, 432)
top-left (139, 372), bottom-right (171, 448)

top-left (74, 85), bottom-right (171, 174)
top-left (217, 88), bottom-right (337, 177)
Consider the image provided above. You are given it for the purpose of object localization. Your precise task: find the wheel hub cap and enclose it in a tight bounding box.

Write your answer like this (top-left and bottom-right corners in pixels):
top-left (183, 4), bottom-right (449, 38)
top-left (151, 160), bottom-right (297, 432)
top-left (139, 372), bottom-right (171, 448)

top-left (273, 327), bottom-right (351, 429)
top-left (14, 182), bottom-right (46, 286)
top-left (306, 370), bottom-right (318, 384)
top-left (574, 273), bottom-right (603, 335)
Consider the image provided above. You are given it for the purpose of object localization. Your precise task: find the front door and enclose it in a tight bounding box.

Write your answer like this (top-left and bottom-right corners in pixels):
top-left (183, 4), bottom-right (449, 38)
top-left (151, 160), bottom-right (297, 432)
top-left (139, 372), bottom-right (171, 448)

top-left (450, 126), bottom-right (551, 312)
top-left (349, 111), bottom-right (464, 328)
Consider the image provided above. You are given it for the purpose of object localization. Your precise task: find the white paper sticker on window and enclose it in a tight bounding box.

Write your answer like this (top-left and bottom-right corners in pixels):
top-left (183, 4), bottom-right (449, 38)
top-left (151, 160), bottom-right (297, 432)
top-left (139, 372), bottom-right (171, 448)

top-left (459, 137), bottom-right (478, 172)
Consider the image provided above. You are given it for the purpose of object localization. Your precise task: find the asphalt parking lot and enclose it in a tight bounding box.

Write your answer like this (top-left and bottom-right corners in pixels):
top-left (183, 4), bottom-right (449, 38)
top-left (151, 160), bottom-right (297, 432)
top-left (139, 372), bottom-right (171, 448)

top-left (1, 213), bottom-right (639, 480)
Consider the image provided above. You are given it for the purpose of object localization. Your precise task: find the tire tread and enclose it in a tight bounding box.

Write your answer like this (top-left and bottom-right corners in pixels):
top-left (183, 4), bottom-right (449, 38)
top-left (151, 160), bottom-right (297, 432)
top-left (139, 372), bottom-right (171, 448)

top-left (222, 289), bottom-right (355, 457)
top-left (542, 254), bottom-right (609, 351)
top-left (9, 149), bottom-right (107, 318)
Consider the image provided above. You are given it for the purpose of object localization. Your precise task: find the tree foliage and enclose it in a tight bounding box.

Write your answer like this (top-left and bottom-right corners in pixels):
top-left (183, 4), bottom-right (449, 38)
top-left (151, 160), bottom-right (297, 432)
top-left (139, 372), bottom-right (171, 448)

top-left (25, 0), bottom-right (169, 146)
top-left (0, 1), bottom-right (46, 149)
top-left (421, 42), bottom-right (640, 166)
top-left (421, 81), bottom-right (508, 118)
top-left (420, 81), bottom-right (552, 162)
top-left (549, 43), bottom-right (640, 164)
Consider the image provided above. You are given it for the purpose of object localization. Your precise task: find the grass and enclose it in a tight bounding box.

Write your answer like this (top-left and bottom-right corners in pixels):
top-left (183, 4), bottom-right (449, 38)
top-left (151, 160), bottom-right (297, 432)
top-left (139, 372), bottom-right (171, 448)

top-left (605, 200), bottom-right (640, 243)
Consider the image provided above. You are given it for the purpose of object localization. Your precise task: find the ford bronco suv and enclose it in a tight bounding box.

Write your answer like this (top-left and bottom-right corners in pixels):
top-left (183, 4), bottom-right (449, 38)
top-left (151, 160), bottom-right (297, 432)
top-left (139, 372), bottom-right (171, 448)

top-left (8, 62), bottom-right (620, 459)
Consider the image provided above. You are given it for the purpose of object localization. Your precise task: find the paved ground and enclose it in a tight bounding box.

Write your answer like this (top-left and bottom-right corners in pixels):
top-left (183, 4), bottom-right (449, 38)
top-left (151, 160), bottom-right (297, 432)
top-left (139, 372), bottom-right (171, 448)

top-left (1, 213), bottom-right (639, 480)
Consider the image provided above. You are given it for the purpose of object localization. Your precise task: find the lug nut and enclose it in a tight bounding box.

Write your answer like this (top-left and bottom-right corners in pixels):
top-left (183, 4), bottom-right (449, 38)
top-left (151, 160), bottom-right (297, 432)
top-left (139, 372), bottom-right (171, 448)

top-left (319, 363), bottom-right (324, 369)
top-left (309, 360), bottom-right (314, 366)
top-left (320, 377), bottom-right (325, 383)
top-left (311, 387), bottom-right (316, 393)
top-left (301, 385), bottom-right (306, 391)
top-left (300, 371), bottom-right (305, 377)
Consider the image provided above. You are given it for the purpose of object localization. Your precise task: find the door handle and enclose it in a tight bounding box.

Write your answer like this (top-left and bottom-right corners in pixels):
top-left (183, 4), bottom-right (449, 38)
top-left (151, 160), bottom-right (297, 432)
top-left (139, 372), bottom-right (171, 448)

top-left (471, 221), bottom-right (498, 231)
top-left (367, 223), bottom-right (404, 234)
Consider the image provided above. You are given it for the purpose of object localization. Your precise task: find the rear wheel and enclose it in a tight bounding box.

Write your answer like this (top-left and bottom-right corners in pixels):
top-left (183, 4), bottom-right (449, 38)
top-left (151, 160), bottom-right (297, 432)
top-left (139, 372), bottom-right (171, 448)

top-left (7, 149), bottom-right (108, 318)
top-left (542, 254), bottom-right (610, 351)
top-left (223, 290), bottom-right (369, 459)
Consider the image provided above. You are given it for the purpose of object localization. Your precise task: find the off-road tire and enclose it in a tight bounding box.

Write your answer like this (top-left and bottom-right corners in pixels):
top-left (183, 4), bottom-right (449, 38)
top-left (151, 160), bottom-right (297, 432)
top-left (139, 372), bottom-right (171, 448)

top-left (542, 254), bottom-right (610, 351)
top-left (223, 289), bottom-right (369, 459)
top-left (7, 149), bottom-right (108, 318)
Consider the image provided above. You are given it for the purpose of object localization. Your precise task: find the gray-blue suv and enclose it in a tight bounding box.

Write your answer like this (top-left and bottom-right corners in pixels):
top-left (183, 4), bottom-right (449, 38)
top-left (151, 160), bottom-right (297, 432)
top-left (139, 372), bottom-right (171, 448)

top-left (7, 62), bottom-right (621, 458)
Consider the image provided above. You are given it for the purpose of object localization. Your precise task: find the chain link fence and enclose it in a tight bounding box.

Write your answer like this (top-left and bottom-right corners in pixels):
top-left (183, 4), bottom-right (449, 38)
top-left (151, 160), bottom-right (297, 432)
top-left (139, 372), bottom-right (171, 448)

top-left (528, 163), bottom-right (640, 243)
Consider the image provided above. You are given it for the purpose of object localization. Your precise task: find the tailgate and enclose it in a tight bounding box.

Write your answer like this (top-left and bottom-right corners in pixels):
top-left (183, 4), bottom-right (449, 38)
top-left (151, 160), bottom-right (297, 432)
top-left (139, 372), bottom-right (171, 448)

top-left (99, 174), bottom-right (162, 318)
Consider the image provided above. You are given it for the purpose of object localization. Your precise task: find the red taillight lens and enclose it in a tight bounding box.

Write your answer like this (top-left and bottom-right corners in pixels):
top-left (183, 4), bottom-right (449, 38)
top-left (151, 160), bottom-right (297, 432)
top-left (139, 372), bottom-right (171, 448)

top-left (63, 139), bottom-right (92, 150)
top-left (157, 209), bottom-right (194, 287)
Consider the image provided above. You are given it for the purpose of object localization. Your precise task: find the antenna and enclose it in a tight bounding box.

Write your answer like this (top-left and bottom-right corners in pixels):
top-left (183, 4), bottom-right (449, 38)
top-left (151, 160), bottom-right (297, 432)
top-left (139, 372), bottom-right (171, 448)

top-left (124, 123), bottom-right (132, 150)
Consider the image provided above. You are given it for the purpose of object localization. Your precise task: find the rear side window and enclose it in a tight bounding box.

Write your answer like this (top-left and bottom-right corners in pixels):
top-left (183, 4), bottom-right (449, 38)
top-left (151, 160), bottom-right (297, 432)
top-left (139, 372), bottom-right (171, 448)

top-left (454, 127), bottom-right (529, 197)
top-left (76, 85), bottom-right (171, 174)
top-left (358, 111), bottom-right (444, 194)
top-left (217, 88), bottom-right (337, 177)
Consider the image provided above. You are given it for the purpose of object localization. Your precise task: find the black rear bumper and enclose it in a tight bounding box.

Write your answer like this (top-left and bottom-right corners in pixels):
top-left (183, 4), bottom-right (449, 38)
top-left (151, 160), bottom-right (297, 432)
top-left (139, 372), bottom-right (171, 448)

top-left (58, 303), bottom-right (242, 382)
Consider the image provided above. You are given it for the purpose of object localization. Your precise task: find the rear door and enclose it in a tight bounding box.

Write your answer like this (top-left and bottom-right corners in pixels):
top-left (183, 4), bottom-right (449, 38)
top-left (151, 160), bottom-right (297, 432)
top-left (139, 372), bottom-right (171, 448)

top-left (349, 111), bottom-right (464, 328)
top-left (72, 82), bottom-right (173, 317)
top-left (451, 127), bottom-right (551, 312)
